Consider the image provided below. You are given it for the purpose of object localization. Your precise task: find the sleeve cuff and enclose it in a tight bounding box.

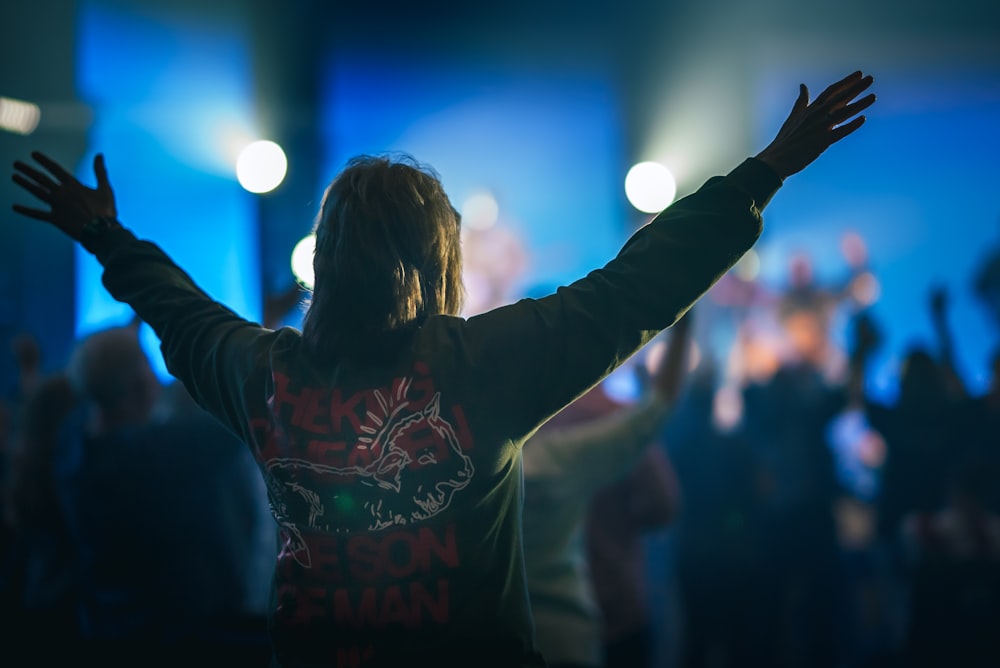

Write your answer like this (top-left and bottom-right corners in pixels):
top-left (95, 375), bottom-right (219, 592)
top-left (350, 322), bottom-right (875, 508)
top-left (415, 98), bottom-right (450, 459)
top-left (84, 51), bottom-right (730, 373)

top-left (726, 157), bottom-right (783, 211)
top-left (90, 227), bottom-right (139, 264)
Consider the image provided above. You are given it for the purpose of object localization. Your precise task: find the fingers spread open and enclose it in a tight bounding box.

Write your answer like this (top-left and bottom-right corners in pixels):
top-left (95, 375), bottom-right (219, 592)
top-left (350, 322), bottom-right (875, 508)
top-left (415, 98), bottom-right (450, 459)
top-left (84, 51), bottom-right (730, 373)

top-left (94, 153), bottom-right (111, 191)
top-left (12, 173), bottom-right (52, 203)
top-left (13, 160), bottom-right (59, 192)
top-left (12, 203), bottom-right (54, 222)
top-left (814, 71), bottom-right (864, 105)
top-left (830, 93), bottom-right (877, 125)
top-left (830, 115), bottom-right (867, 143)
top-left (30, 151), bottom-right (76, 184)
top-left (825, 75), bottom-right (875, 110)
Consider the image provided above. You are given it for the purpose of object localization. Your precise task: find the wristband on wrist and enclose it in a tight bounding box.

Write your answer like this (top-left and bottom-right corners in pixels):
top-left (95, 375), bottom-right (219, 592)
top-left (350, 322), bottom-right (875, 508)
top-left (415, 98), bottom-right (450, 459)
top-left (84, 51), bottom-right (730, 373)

top-left (80, 215), bottom-right (123, 252)
top-left (83, 215), bottom-right (121, 236)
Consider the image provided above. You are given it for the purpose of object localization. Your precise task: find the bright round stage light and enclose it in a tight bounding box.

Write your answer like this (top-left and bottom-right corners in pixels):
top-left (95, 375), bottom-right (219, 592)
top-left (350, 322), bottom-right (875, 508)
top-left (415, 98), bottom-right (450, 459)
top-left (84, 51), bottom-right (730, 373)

top-left (461, 192), bottom-right (500, 230)
top-left (236, 140), bottom-right (287, 194)
top-left (290, 234), bottom-right (316, 290)
top-left (624, 161), bottom-right (676, 214)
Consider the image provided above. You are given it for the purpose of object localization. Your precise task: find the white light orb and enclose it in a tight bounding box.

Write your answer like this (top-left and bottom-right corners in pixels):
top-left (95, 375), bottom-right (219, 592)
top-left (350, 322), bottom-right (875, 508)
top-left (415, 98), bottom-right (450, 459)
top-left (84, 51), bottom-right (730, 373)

top-left (236, 140), bottom-right (287, 194)
top-left (290, 234), bottom-right (316, 290)
top-left (461, 192), bottom-right (500, 230)
top-left (624, 161), bottom-right (676, 214)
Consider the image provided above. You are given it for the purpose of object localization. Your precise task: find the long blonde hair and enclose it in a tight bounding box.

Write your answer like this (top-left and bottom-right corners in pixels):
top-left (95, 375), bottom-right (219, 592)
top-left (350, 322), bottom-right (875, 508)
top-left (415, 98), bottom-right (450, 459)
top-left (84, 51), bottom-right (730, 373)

top-left (302, 154), bottom-right (464, 366)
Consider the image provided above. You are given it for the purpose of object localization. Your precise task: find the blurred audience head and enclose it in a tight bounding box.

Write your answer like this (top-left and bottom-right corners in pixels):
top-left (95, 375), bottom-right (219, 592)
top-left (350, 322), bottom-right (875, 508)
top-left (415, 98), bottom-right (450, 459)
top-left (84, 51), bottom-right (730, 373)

top-left (783, 309), bottom-right (828, 365)
top-left (789, 252), bottom-right (815, 288)
top-left (66, 323), bottom-right (160, 435)
top-left (3, 374), bottom-right (74, 531)
top-left (898, 346), bottom-right (945, 406)
top-left (11, 332), bottom-right (41, 375)
top-left (10, 332), bottom-right (43, 397)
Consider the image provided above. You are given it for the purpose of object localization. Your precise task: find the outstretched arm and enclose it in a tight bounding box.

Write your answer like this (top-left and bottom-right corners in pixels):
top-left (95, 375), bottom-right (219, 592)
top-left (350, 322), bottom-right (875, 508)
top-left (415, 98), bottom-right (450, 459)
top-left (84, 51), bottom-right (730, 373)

top-left (928, 284), bottom-right (969, 399)
top-left (847, 311), bottom-right (881, 408)
top-left (11, 153), bottom-right (273, 441)
top-left (651, 305), bottom-right (693, 403)
top-left (463, 71), bottom-right (876, 439)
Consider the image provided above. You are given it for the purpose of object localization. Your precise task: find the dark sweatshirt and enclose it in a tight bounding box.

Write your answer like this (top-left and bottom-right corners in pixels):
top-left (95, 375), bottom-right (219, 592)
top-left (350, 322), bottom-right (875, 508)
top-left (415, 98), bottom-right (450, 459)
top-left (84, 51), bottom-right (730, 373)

top-left (88, 157), bottom-right (780, 667)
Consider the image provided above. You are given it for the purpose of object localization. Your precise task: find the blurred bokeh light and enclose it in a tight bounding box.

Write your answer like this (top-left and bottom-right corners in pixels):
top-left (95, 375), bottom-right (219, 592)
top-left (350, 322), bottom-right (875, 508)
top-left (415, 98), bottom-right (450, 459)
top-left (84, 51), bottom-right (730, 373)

top-left (290, 234), bottom-right (316, 290)
top-left (236, 140), bottom-right (287, 193)
top-left (624, 161), bottom-right (677, 213)
top-left (0, 96), bottom-right (41, 135)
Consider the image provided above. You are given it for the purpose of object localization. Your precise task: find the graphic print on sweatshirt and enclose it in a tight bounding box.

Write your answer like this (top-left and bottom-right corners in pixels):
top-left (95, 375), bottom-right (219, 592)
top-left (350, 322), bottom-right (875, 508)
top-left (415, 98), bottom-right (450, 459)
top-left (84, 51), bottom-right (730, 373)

top-left (251, 362), bottom-right (475, 568)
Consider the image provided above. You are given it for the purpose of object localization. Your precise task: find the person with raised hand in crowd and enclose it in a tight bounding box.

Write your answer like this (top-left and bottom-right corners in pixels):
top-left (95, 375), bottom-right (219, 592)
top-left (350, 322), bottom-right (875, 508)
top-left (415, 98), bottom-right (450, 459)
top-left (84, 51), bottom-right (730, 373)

top-left (11, 70), bottom-right (875, 668)
top-left (521, 308), bottom-right (690, 668)
top-left (585, 397), bottom-right (681, 668)
top-left (848, 291), bottom-right (970, 545)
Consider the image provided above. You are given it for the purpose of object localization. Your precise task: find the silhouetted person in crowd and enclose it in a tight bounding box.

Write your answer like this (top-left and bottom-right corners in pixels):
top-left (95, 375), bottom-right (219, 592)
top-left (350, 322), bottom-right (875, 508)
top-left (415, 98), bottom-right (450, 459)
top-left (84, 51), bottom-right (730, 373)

top-left (884, 288), bottom-right (1000, 668)
top-left (1, 323), bottom-right (273, 665)
top-left (12, 70), bottom-right (876, 667)
top-left (776, 242), bottom-right (869, 376)
top-left (899, 457), bottom-right (1000, 668)
top-left (666, 358), bottom-right (777, 668)
top-left (49, 324), bottom-right (267, 660)
top-left (972, 220), bottom-right (1000, 333)
top-left (901, 458), bottom-right (1000, 564)
top-left (1, 332), bottom-right (73, 641)
top-left (741, 278), bottom-right (850, 668)
top-left (0, 333), bottom-right (45, 534)
top-left (152, 377), bottom-right (280, 631)
top-left (585, 438), bottom-right (679, 668)
top-left (521, 310), bottom-right (689, 668)
top-left (2, 373), bottom-right (79, 646)
top-left (926, 285), bottom-right (971, 401)
top-left (581, 346), bottom-right (683, 668)
top-left (964, 347), bottom-right (1000, 513)
top-left (848, 292), bottom-right (971, 546)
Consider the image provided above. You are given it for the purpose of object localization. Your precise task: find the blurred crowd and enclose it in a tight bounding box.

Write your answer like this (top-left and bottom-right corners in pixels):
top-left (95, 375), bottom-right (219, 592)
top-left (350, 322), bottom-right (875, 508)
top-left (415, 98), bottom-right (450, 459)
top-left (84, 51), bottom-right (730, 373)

top-left (1, 228), bottom-right (998, 668)
top-left (651, 231), bottom-right (1000, 668)
top-left (0, 318), bottom-right (278, 663)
